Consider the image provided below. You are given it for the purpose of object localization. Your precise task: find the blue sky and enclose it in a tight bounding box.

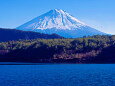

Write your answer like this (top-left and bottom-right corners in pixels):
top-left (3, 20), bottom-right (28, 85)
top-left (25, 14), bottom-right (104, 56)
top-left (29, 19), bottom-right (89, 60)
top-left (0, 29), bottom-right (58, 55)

top-left (0, 0), bottom-right (115, 34)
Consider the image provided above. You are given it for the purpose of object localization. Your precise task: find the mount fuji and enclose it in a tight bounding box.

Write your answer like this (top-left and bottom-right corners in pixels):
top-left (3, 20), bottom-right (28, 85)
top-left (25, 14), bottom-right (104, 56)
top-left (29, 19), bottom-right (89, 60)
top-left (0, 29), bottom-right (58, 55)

top-left (16, 9), bottom-right (106, 38)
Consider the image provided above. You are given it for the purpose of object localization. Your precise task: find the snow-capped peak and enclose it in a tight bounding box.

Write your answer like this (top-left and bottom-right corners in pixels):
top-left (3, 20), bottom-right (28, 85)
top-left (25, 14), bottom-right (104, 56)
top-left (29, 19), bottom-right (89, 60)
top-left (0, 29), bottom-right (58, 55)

top-left (16, 9), bottom-right (87, 30)
top-left (16, 9), bottom-right (106, 38)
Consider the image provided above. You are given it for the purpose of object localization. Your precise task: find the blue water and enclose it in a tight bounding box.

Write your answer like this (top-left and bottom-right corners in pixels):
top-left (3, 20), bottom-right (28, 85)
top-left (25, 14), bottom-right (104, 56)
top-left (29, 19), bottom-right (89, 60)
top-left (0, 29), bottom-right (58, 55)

top-left (0, 64), bottom-right (115, 86)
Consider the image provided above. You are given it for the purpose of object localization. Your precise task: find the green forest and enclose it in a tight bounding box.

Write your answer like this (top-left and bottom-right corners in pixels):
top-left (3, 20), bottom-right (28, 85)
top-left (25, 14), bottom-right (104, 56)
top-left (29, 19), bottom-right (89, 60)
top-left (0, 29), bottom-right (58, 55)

top-left (0, 35), bottom-right (115, 63)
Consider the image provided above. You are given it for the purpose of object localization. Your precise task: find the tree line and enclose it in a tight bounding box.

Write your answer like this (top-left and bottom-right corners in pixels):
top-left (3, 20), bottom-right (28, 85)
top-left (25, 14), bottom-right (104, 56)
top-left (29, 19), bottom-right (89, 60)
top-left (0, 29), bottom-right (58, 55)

top-left (0, 35), bottom-right (115, 63)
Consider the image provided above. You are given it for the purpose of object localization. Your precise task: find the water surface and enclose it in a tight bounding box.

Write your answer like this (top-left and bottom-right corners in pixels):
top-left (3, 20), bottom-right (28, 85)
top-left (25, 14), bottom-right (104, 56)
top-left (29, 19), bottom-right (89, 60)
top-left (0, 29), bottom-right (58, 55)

top-left (0, 64), bottom-right (115, 86)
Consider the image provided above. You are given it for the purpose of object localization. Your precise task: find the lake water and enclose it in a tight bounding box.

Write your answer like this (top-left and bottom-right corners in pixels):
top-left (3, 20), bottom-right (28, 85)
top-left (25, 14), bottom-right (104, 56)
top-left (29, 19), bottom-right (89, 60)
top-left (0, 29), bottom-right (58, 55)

top-left (0, 64), bottom-right (115, 86)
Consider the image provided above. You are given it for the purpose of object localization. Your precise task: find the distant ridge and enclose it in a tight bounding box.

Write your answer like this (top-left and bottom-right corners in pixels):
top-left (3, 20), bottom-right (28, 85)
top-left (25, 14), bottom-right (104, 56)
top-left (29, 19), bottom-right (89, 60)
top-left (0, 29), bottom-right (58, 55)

top-left (16, 9), bottom-right (106, 38)
top-left (0, 28), bottom-right (63, 42)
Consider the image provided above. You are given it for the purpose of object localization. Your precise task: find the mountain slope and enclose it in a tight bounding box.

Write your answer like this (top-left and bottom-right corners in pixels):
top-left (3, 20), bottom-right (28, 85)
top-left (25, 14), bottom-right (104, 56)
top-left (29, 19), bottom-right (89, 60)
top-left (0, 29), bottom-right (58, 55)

top-left (0, 28), bottom-right (63, 42)
top-left (16, 9), bottom-right (106, 38)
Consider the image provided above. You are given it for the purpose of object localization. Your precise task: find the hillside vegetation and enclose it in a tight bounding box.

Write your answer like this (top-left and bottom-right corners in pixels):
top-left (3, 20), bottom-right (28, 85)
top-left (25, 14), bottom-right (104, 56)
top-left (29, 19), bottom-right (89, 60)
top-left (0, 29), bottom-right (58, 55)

top-left (0, 35), bottom-right (115, 63)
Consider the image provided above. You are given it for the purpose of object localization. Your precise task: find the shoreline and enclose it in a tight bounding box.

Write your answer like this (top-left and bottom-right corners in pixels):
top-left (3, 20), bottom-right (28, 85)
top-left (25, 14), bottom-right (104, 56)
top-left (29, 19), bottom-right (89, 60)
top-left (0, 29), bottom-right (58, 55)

top-left (0, 62), bottom-right (115, 65)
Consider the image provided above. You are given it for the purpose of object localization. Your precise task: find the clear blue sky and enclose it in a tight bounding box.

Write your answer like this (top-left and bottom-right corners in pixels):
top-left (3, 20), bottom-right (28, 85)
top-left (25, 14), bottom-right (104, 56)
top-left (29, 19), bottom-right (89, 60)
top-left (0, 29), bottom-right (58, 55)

top-left (0, 0), bottom-right (115, 34)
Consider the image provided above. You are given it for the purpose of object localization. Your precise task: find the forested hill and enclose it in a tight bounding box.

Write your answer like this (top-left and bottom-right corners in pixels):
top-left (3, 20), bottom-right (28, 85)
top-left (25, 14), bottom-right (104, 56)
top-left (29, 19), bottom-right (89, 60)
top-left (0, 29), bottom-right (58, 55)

top-left (0, 28), bottom-right (63, 42)
top-left (0, 35), bottom-right (115, 63)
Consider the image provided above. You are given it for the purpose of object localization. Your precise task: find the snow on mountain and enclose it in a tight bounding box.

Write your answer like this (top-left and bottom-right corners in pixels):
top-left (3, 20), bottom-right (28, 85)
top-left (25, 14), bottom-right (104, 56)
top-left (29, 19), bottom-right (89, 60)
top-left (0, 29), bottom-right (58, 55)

top-left (16, 9), bottom-right (106, 38)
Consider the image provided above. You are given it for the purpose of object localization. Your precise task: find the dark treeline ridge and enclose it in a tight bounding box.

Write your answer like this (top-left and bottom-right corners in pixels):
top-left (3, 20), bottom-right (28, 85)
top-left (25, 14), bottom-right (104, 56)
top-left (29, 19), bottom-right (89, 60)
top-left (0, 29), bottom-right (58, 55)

top-left (0, 35), bottom-right (115, 63)
top-left (0, 28), bottom-right (63, 42)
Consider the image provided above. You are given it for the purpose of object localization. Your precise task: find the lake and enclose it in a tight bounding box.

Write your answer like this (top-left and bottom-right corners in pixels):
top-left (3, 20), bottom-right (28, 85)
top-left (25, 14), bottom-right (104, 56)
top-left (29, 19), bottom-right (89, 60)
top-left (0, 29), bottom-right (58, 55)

top-left (0, 64), bottom-right (115, 86)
